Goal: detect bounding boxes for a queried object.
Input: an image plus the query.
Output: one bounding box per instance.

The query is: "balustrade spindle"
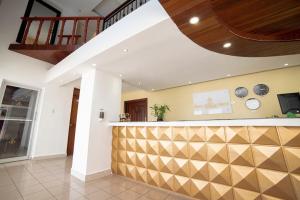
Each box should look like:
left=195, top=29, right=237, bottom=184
left=45, top=20, right=55, bottom=45
left=71, top=19, right=78, bottom=44
left=58, top=19, right=66, bottom=45
left=84, top=19, right=89, bottom=42
left=96, top=18, right=100, bottom=35
left=34, top=19, right=44, bottom=45
left=22, top=19, right=32, bottom=44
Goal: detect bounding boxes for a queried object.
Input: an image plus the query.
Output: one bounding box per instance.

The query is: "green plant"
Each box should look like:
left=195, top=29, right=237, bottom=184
left=287, top=112, right=297, bottom=118
left=150, top=104, right=170, bottom=121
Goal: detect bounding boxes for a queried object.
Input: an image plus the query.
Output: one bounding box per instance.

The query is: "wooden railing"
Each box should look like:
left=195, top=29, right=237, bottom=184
left=20, top=16, right=103, bottom=46
left=103, top=0, right=150, bottom=30
left=19, top=0, right=151, bottom=46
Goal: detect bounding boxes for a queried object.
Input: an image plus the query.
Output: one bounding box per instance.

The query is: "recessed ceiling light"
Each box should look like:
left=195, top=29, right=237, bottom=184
left=226, top=74, right=231, bottom=77
left=284, top=63, right=289, bottom=66
left=92, top=63, right=97, bottom=66
left=119, top=74, right=123, bottom=77
left=188, top=81, right=192, bottom=84
left=223, top=42, right=232, bottom=48
left=151, top=89, right=155, bottom=91
left=189, top=16, right=200, bottom=25
left=123, top=49, right=128, bottom=52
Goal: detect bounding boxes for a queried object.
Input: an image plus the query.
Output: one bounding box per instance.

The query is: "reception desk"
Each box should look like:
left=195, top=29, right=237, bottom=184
left=109, top=119, right=300, bottom=200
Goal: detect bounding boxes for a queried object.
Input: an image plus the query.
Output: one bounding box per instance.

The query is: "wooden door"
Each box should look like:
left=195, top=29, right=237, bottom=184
left=124, top=98, right=148, bottom=122
left=67, top=88, right=80, bottom=156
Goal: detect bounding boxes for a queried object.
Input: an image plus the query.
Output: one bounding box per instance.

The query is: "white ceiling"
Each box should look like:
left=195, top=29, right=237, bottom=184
left=93, top=0, right=127, bottom=16
left=47, top=0, right=125, bottom=16
left=87, top=18, right=300, bottom=91
left=46, top=0, right=101, bottom=15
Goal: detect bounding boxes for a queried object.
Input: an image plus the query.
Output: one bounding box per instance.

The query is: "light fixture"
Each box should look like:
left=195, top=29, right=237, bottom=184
left=189, top=16, right=200, bottom=25
left=223, top=42, right=232, bottom=48
left=188, top=81, right=192, bottom=84
left=284, top=63, right=289, bottom=66
left=119, top=74, right=123, bottom=77
left=92, top=63, right=97, bottom=67
left=151, top=89, right=155, bottom=91
left=123, top=49, right=128, bottom=52
left=226, top=74, right=231, bottom=77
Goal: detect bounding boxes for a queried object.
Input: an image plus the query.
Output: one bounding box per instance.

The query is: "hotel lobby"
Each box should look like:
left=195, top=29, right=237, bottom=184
left=0, top=0, right=300, bottom=199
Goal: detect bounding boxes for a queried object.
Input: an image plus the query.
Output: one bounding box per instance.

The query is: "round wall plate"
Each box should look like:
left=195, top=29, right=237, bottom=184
left=254, top=84, right=269, bottom=96
left=235, top=87, right=248, bottom=98
left=245, top=98, right=261, bottom=110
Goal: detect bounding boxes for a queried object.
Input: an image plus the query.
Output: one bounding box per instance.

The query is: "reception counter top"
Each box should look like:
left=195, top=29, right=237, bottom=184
left=109, top=118, right=300, bottom=127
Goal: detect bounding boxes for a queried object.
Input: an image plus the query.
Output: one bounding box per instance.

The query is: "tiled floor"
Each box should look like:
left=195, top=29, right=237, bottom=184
left=0, top=157, right=195, bottom=200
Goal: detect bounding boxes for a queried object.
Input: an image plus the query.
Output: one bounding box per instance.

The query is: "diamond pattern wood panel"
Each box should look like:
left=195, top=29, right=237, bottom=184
left=112, top=126, right=300, bottom=200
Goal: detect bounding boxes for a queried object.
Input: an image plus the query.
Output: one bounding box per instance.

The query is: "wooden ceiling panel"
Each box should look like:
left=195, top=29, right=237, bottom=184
left=159, top=0, right=300, bottom=57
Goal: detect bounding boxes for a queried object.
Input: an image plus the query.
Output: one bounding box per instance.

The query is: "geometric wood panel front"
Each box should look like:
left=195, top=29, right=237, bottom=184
left=226, top=126, right=250, bottom=144
left=248, top=127, right=280, bottom=145
left=111, top=126, right=300, bottom=200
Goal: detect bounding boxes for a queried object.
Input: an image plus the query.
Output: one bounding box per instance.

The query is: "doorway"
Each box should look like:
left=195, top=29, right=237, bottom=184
left=124, top=98, right=148, bottom=122
left=17, top=0, right=61, bottom=44
left=0, top=81, right=39, bottom=163
left=67, top=88, right=80, bottom=156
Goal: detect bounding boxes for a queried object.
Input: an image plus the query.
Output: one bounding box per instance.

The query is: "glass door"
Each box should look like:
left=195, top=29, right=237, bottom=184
left=0, top=81, right=39, bottom=163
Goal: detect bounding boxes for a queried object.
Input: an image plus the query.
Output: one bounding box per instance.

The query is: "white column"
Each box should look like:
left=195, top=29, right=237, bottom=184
left=71, top=69, right=122, bottom=181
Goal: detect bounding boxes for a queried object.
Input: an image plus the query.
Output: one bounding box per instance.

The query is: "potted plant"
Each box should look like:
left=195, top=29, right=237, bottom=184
left=150, top=104, right=170, bottom=121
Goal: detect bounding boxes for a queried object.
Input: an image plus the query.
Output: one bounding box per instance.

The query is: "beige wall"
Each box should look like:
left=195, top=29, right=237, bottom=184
left=121, top=66, right=300, bottom=121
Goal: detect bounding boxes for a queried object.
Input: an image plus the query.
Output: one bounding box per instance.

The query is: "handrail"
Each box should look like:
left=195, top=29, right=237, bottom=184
left=21, top=16, right=104, bottom=20
left=103, top=0, right=150, bottom=29
left=20, top=16, right=104, bottom=46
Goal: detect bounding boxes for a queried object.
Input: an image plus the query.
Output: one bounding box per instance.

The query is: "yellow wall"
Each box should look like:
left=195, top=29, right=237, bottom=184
left=122, top=66, right=300, bottom=121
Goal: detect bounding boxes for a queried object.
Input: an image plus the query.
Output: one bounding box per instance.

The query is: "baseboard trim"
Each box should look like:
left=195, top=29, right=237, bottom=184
left=31, top=153, right=67, bottom=160
left=71, top=168, right=112, bottom=182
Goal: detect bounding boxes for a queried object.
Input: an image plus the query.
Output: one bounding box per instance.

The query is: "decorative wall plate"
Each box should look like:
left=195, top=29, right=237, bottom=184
left=235, top=87, right=248, bottom=98
left=254, top=84, right=269, bottom=96
left=245, top=98, right=261, bottom=110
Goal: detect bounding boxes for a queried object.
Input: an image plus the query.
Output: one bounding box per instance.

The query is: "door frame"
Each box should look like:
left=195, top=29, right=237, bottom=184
left=0, top=80, right=41, bottom=163
left=16, top=0, right=61, bottom=44
left=66, top=88, right=80, bottom=156
left=124, top=98, right=148, bottom=121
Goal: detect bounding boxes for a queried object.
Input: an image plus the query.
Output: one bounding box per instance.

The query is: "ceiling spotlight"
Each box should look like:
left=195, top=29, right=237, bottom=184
left=123, top=49, right=128, bottom=52
left=189, top=16, right=200, bottom=25
left=119, top=74, right=123, bottom=77
left=226, top=74, right=231, bottom=77
left=223, top=42, right=232, bottom=48
left=92, top=63, right=97, bottom=66
left=188, top=81, right=192, bottom=84
left=284, top=63, right=289, bottom=66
